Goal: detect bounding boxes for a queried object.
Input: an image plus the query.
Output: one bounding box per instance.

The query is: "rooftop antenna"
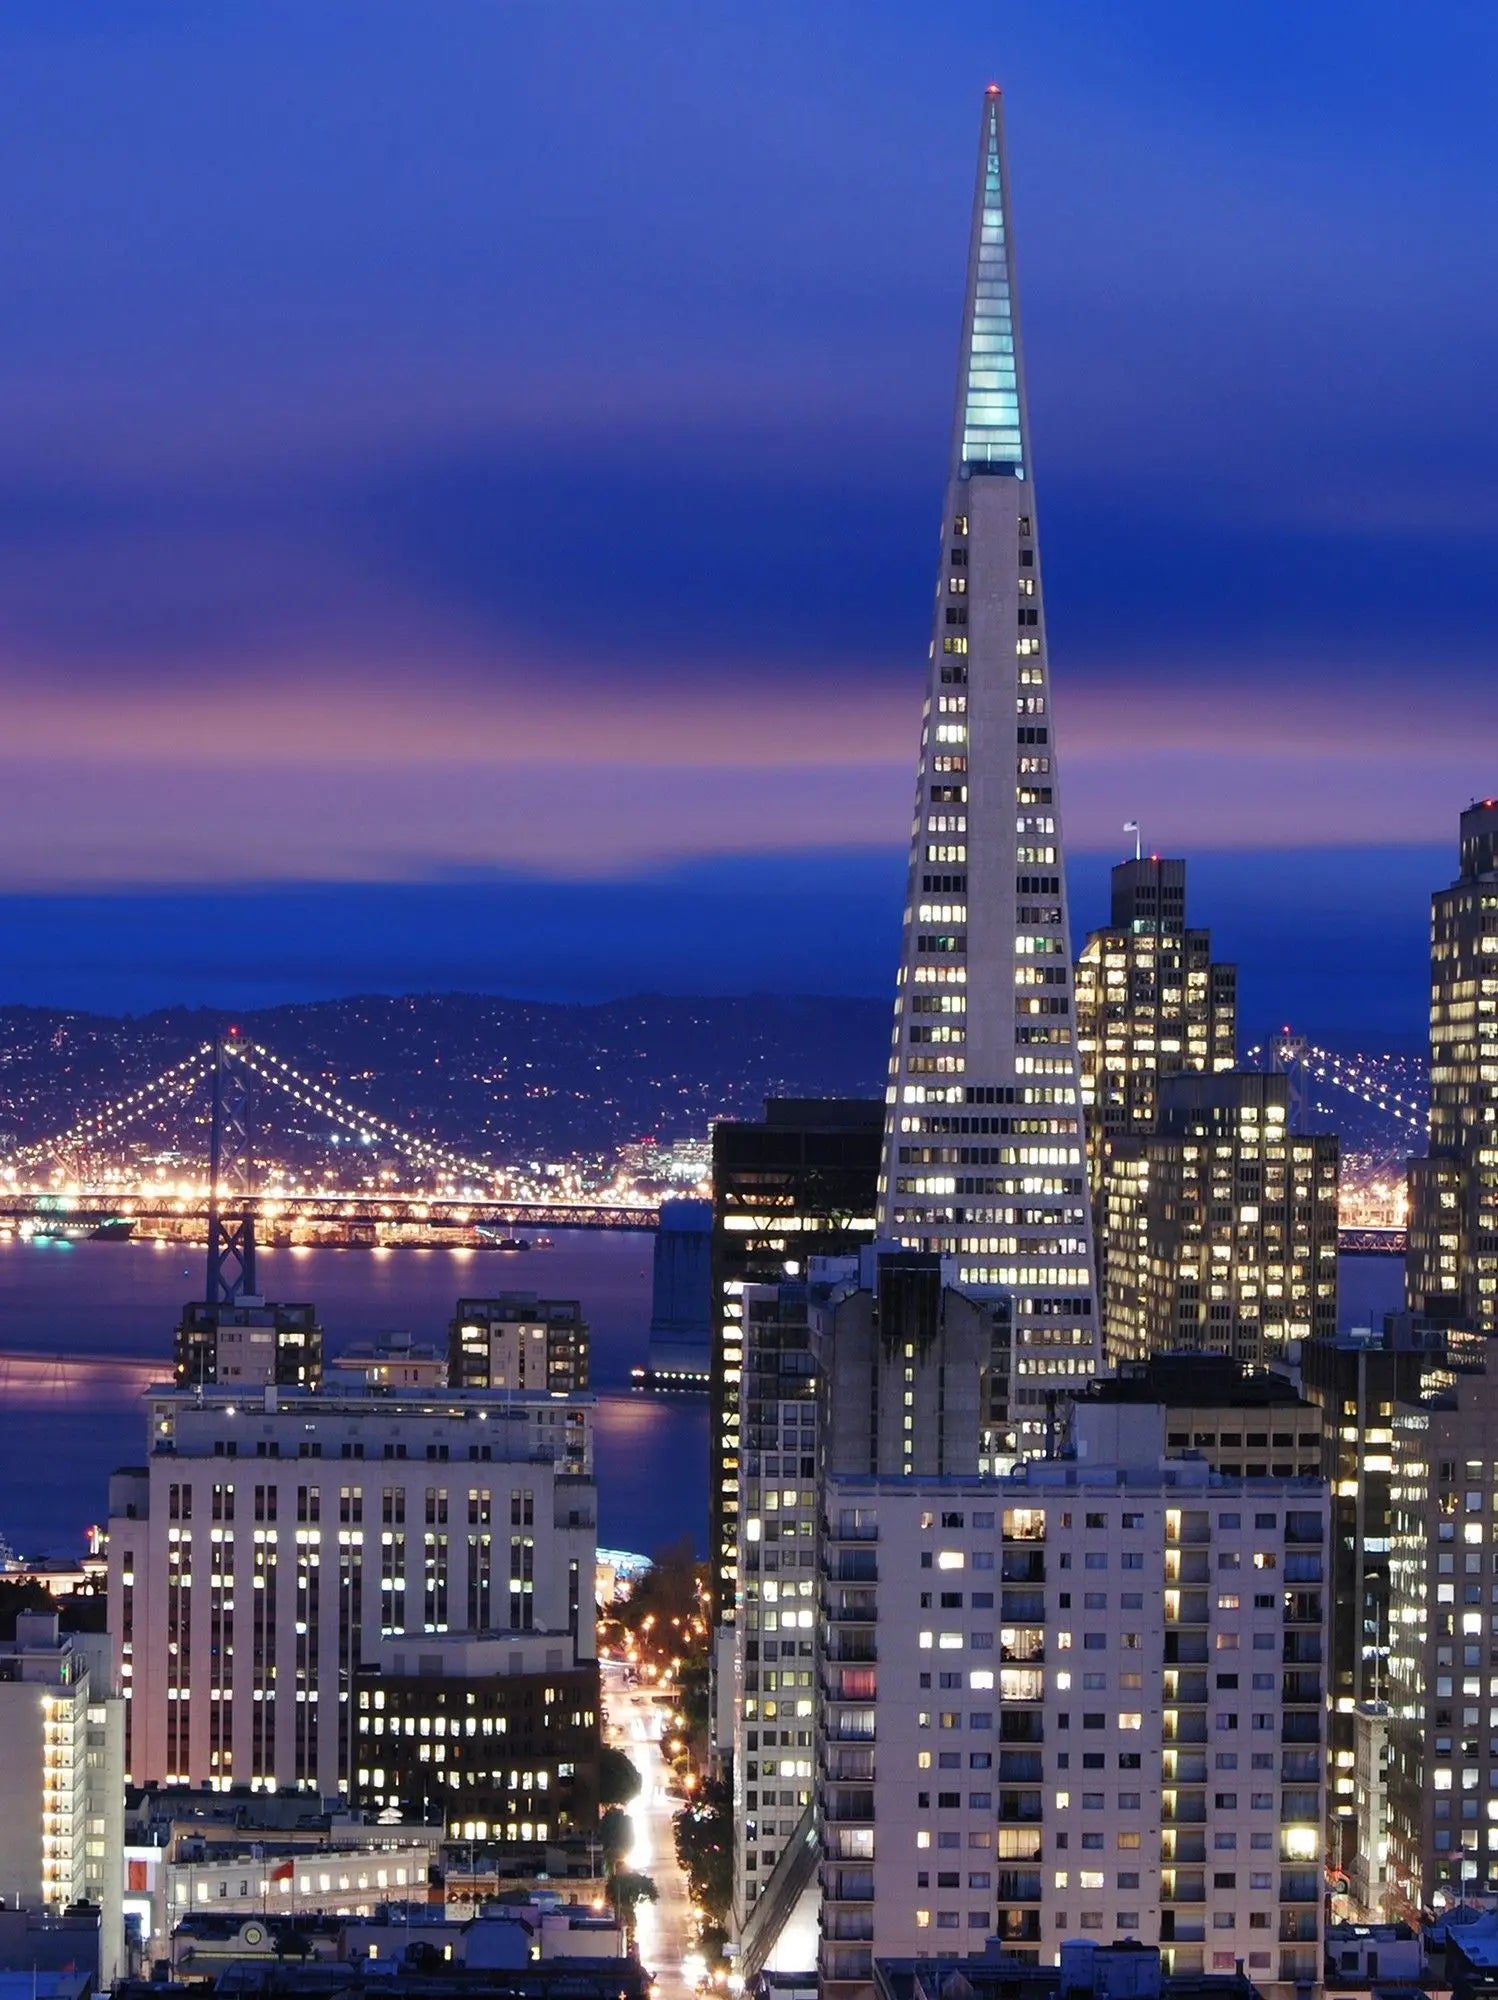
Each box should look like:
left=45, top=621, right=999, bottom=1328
left=1123, top=819, right=1142, bottom=862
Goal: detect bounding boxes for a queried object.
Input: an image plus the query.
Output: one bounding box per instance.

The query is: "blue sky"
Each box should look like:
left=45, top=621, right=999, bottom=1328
left=0, top=2, right=1493, bottom=1042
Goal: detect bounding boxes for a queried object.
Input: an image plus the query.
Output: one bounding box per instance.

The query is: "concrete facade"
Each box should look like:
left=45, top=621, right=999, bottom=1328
left=107, top=1385, right=595, bottom=1797
left=817, top=1406, right=1327, bottom=2000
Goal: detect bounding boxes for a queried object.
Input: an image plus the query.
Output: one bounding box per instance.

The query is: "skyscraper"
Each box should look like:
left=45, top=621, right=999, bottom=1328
left=1101, top=1071, right=1338, bottom=1369
left=709, top=1099, right=882, bottom=1629
left=876, top=88, right=1097, bottom=1443
left=1074, top=856, right=1237, bottom=1205
left=1406, top=798, right=1498, bottom=1337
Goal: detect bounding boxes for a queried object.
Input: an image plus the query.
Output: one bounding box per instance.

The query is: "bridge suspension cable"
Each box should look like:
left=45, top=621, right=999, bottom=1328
left=235, top=1041, right=504, bottom=1186
left=6, top=1037, right=505, bottom=1186
left=1243, top=1039, right=1427, bottom=1136
left=1301, top=1044, right=1427, bottom=1133
left=9, top=1045, right=215, bottom=1169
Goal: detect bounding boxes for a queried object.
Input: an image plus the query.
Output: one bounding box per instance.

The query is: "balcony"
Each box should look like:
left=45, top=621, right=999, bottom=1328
left=822, top=1867, right=874, bottom=1903
left=1160, top=1833, right=1206, bottom=1865
left=1280, top=1870, right=1320, bottom=1904
left=823, top=1913, right=875, bottom=1942
left=1281, top=1751, right=1320, bottom=1783
left=823, top=1789, right=876, bottom=1824
left=1279, top=1911, right=1318, bottom=1943
left=998, top=1790, right=1043, bottom=1824
left=1164, top=1631, right=1209, bottom=1666
left=1165, top=1591, right=1209, bottom=1628
left=824, top=1637, right=878, bottom=1665
left=1163, top=1714, right=1207, bottom=1745
left=824, top=1717, right=876, bottom=1744
left=823, top=1668, right=877, bottom=1703
left=1001, top=1589, right=1045, bottom=1622
left=995, top=1870, right=1043, bottom=1903
left=827, top=1552, right=878, bottom=1584
left=992, top=1911, right=1042, bottom=1945
left=821, top=1946, right=873, bottom=1986
left=829, top=1521, right=879, bottom=1543
left=999, top=1713, right=1044, bottom=1744
left=822, top=1746, right=875, bottom=1784
left=1282, top=1672, right=1322, bottom=1706
left=1162, top=1794, right=1206, bottom=1825
left=1165, top=1753, right=1207, bottom=1783
left=1164, top=1671, right=1208, bottom=1703
left=998, top=1751, right=1043, bottom=1783
left=1001, top=1630, right=1045, bottom=1664
left=1001, top=1551, right=1045, bottom=1584
left=1281, top=1714, right=1320, bottom=1745
left=1167, top=1551, right=1211, bottom=1585
left=1282, top=1634, right=1322, bottom=1664
left=827, top=1590, right=878, bottom=1622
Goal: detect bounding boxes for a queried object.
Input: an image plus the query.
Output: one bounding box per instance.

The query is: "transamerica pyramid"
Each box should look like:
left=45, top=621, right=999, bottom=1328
left=876, top=86, right=1099, bottom=1447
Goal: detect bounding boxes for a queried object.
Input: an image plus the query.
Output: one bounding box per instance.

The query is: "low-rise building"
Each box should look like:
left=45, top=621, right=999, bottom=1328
left=449, top=1298, right=589, bottom=1395
left=353, top=1631, right=601, bottom=1838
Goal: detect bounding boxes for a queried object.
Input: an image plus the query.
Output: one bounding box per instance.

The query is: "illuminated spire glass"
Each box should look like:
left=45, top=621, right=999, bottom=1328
left=960, top=95, right=1024, bottom=475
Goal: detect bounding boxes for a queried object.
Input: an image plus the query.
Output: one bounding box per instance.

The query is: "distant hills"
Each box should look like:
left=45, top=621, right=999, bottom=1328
left=0, top=993, right=892, bottom=1165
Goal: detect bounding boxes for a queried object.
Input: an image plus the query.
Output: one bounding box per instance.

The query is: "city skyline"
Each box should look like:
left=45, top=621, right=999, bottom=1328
left=1, top=5, right=1495, bottom=1030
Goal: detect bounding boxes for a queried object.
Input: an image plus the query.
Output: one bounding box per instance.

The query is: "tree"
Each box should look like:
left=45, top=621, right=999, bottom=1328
left=598, top=1745, right=641, bottom=1807
left=599, top=1805, right=633, bottom=1870
left=0, top=1578, right=53, bottom=1640
left=609, top=1870, right=658, bottom=1932
left=674, top=1774, right=733, bottom=1928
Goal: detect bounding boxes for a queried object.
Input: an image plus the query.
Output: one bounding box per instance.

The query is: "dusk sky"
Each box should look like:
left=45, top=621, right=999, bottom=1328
left=4, top=2, right=1496, bottom=1042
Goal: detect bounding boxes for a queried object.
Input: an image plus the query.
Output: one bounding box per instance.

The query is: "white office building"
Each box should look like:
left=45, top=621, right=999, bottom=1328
left=0, top=1612, right=126, bottom=1981
left=107, top=1383, right=596, bottom=1797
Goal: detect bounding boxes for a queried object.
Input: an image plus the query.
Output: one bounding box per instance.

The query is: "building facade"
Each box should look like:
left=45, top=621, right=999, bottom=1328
left=108, top=1385, right=596, bottom=1798
left=875, top=87, right=1097, bottom=1444
left=732, top=1250, right=1001, bottom=1954
left=1407, top=798, right=1498, bottom=1337
left=1102, top=1072, right=1338, bottom=1370
left=353, top=1631, right=600, bottom=1840
left=0, top=1612, right=125, bottom=1980
left=817, top=1405, right=1327, bottom=2000
left=1299, top=1316, right=1443, bottom=1899
left=449, top=1296, right=590, bottom=1395
left=1385, top=1340, right=1498, bottom=1918
left=175, top=1297, right=323, bottom=1389
left=1075, top=857, right=1237, bottom=1207
left=709, top=1099, right=882, bottom=1629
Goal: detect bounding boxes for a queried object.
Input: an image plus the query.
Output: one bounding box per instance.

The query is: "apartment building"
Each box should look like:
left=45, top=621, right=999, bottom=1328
left=448, top=1296, right=590, bottom=1395
left=817, top=1402, right=1327, bottom=2000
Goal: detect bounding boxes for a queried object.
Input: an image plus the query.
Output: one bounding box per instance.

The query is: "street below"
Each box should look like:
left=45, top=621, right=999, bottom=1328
left=602, top=1664, right=701, bottom=1999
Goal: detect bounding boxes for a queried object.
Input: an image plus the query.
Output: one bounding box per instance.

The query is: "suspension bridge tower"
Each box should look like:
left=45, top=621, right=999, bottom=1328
left=206, top=1028, right=258, bottom=1304
left=1269, top=1027, right=1311, bottom=1135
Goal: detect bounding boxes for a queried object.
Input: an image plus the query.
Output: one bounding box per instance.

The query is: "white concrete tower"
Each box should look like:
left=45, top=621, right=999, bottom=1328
left=877, top=87, right=1098, bottom=1444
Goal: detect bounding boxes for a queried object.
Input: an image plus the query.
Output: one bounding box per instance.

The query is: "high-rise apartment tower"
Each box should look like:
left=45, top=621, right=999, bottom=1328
left=877, top=88, right=1097, bottom=1441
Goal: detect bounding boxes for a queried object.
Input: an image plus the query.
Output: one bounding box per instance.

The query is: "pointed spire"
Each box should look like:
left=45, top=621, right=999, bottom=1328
left=956, top=89, right=1025, bottom=478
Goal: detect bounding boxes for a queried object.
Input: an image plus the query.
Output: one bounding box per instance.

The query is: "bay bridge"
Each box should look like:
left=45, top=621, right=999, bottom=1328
left=0, top=1034, right=661, bottom=1248
left=0, top=1030, right=1425, bottom=1253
